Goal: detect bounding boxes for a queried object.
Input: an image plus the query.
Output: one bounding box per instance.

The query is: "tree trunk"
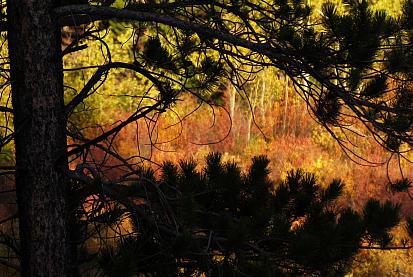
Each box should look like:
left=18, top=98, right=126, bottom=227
left=229, top=84, right=236, bottom=140
left=246, top=81, right=259, bottom=144
left=283, top=75, right=289, bottom=136
left=7, top=0, right=70, bottom=276
left=260, top=80, right=265, bottom=124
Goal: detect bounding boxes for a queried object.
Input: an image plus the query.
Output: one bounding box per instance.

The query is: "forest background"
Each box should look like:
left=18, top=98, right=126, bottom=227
left=61, top=0, right=413, bottom=275
left=0, top=0, right=412, bottom=275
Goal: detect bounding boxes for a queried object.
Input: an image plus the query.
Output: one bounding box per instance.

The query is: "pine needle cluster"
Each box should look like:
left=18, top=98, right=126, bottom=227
left=70, top=153, right=404, bottom=276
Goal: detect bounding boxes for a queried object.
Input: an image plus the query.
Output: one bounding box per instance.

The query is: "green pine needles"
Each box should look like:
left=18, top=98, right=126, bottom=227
left=71, top=153, right=405, bottom=276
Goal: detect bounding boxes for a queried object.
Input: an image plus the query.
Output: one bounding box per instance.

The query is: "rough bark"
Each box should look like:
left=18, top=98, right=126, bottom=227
left=7, top=0, right=70, bottom=276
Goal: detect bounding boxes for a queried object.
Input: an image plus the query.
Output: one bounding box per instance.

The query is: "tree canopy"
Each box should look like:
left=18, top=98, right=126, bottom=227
left=53, top=0, right=413, bottom=163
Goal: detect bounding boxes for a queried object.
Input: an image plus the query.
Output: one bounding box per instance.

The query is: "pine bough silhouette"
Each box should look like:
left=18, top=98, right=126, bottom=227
left=72, top=153, right=405, bottom=276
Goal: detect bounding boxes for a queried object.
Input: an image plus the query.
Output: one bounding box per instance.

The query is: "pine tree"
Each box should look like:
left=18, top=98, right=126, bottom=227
left=1, top=0, right=413, bottom=275
left=68, top=153, right=402, bottom=276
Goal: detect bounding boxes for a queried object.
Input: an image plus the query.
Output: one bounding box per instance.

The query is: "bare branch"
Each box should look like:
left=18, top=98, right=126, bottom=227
left=54, top=5, right=289, bottom=62
left=65, top=61, right=171, bottom=116
left=0, top=106, right=12, bottom=113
